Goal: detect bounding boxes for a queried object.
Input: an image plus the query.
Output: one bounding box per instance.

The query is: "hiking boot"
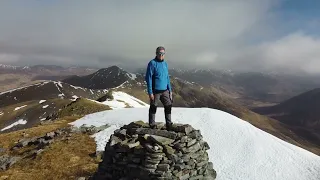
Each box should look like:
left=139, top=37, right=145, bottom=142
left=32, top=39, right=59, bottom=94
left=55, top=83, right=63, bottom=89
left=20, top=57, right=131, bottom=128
left=166, top=122, right=173, bottom=131
left=149, top=124, right=156, bottom=129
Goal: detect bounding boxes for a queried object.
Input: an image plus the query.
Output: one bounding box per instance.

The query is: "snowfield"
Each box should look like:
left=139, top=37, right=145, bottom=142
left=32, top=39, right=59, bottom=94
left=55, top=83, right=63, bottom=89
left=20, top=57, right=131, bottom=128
left=70, top=107, right=320, bottom=180
left=1, top=119, right=27, bottom=131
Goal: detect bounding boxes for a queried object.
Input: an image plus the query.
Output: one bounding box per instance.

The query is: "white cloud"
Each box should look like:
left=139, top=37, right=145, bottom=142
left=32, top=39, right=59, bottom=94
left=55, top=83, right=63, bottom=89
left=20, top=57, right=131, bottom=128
left=246, top=32, right=320, bottom=73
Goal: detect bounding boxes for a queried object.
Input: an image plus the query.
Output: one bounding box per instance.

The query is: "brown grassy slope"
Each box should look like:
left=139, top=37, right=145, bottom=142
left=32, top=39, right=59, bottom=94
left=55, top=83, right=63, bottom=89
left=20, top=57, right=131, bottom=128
left=0, top=117, right=98, bottom=180
left=56, top=98, right=111, bottom=118
left=0, top=74, right=44, bottom=93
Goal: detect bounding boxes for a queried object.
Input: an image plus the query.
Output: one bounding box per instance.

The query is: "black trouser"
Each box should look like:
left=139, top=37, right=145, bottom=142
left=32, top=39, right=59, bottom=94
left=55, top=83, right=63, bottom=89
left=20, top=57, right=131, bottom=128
left=149, top=90, right=172, bottom=126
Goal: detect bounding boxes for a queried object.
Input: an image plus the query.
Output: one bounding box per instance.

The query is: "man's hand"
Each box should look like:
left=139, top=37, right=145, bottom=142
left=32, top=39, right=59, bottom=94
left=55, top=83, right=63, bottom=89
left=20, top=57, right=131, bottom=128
left=149, top=94, right=154, bottom=101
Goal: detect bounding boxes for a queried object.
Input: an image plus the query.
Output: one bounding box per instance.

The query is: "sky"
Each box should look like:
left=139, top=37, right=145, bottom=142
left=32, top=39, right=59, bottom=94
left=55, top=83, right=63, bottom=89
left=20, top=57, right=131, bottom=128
left=0, top=0, right=319, bottom=74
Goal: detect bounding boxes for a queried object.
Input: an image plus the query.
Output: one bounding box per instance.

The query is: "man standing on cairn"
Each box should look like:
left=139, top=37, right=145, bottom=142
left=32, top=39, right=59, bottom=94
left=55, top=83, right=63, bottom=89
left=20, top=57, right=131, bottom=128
left=145, top=46, right=173, bottom=130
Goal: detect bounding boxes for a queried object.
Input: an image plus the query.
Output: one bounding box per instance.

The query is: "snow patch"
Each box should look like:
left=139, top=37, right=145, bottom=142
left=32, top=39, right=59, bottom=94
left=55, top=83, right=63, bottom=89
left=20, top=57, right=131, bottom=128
left=1, top=119, right=27, bottom=131
left=127, top=73, right=137, bottom=80
left=54, top=82, right=62, bottom=93
left=70, top=84, right=85, bottom=90
left=101, top=91, right=148, bottom=109
left=14, top=105, right=27, bottom=111
left=112, top=81, right=128, bottom=89
left=39, top=100, right=46, bottom=104
left=14, top=97, right=17, bottom=100
left=40, top=118, right=46, bottom=121
left=70, top=108, right=320, bottom=180
left=56, top=81, right=63, bottom=88
left=71, top=95, right=79, bottom=101
left=0, top=112, right=3, bottom=116
left=42, top=105, right=49, bottom=109
left=58, top=94, right=65, bottom=97
left=90, top=89, right=94, bottom=94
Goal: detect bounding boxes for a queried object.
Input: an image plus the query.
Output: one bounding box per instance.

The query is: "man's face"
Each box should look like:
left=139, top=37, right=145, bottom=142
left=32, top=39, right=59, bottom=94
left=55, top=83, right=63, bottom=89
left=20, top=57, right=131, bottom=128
left=156, top=50, right=165, bottom=60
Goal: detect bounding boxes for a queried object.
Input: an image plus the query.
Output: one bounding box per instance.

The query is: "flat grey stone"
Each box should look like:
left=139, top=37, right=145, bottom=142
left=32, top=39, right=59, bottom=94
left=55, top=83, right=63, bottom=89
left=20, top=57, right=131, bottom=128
left=187, top=139, right=198, bottom=147
left=163, top=145, right=175, bottom=155
left=148, top=135, right=175, bottom=146
left=179, top=172, right=190, bottom=180
left=174, top=143, right=186, bottom=150
left=197, top=161, right=208, bottom=168
left=127, top=141, right=140, bottom=149
left=180, top=136, right=188, bottom=143
left=182, top=143, right=201, bottom=153
left=160, top=159, right=172, bottom=165
left=172, top=124, right=194, bottom=135
left=109, top=135, right=122, bottom=146
left=157, top=164, right=170, bottom=172
left=189, top=175, right=204, bottom=180
left=190, top=169, right=198, bottom=177
left=173, top=170, right=183, bottom=177
left=131, top=128, right=178, bottom=139
left=144, top=158, right=160, bottom=165
left=143, top=163, right=158, bottom=169
left=174, top=164, right=185, bottom=171
left=188, top=130, right=202, bottom=139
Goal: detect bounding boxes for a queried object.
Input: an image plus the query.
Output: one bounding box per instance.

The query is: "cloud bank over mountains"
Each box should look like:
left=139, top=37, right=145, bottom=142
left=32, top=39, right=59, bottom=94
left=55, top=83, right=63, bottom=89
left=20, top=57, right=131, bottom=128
left=0, top=1, right=319, bottom=74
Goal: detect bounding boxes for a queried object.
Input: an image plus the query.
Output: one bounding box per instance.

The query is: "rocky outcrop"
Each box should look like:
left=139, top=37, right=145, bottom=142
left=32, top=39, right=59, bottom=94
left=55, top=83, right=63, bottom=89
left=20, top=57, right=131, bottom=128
left=92, top=121, right=217, bottom=180
left=0, top=155, right=20, bottom=171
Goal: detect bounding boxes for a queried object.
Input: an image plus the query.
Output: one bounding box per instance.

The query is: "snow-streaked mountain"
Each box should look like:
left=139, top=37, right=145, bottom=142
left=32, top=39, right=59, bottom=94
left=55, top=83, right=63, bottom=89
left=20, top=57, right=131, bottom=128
left=62, top=66, right=143, bottom=89
left=0, top=81, right=109, bottom=108
left=70, top=107, right=320, bottom=180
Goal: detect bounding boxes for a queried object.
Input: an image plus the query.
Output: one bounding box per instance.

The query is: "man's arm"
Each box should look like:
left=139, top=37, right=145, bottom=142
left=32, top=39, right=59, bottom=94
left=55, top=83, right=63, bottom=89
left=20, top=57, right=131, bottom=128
left=166, top=63, right=172, bottom=92
left=145, top=61, right=154, bottom=95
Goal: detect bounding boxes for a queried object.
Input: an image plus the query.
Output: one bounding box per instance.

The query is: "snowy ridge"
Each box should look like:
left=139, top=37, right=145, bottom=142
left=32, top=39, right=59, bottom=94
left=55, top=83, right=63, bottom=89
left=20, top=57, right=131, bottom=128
left=1, top=119, right=27, bottom=131
left=70, top=108, right=320, bottom=180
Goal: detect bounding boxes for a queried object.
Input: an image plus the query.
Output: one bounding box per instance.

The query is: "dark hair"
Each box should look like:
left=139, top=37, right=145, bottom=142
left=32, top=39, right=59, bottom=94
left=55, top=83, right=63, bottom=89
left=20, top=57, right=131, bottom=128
left=156, top=46, right=165, bottom=52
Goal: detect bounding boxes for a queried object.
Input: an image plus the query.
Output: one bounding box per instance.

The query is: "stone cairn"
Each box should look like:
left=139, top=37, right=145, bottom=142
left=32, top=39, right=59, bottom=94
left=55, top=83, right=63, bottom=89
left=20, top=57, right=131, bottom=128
left=92, top=121, right=217, bottom=180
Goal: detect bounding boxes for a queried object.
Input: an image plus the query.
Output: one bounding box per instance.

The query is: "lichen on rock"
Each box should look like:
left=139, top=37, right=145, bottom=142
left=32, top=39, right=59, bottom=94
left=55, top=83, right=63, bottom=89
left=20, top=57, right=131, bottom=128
left=92, top=121, right=217, bottom=180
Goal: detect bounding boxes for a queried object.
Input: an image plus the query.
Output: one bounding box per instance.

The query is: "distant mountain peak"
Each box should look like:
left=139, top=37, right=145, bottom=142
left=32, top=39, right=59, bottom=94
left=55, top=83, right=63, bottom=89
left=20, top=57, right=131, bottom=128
left=0, top=64, right=20, bottom=69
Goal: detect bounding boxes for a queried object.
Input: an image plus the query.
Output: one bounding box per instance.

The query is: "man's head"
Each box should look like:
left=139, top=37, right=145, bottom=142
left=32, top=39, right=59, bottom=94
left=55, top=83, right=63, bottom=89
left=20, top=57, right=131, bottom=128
left=156, top=46, right=165, bottom=60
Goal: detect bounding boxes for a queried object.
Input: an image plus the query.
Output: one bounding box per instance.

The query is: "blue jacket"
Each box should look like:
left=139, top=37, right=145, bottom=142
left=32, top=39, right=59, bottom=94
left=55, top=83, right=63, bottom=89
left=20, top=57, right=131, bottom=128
left=145, top=58, right=172, bottom=95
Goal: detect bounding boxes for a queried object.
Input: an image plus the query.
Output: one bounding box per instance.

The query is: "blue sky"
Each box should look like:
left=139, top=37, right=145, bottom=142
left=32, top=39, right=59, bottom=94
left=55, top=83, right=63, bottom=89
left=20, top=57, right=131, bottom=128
left=0, top=0, right=319, bottom=74
left=275, top=0, right=320, bottom=36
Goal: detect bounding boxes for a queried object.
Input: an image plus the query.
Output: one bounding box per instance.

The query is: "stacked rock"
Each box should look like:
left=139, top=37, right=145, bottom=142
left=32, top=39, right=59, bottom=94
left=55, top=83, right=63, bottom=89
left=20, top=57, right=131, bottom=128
left=92, top=121, right=217, bottom=180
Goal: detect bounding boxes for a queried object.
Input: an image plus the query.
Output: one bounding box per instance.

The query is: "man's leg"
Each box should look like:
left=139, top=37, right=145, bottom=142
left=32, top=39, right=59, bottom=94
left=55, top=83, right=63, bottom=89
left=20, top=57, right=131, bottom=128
left=160, top=90, right=173, bottom=130
left=149, top=93, right=160, bottom=128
